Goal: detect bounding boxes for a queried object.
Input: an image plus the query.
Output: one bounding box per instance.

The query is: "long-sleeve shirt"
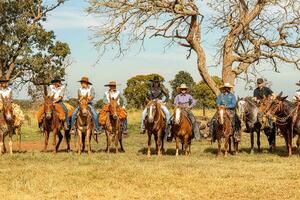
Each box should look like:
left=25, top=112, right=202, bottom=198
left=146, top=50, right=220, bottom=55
left=48, top=85, right=65, bottom=100
left=0, top=86, right=12, bottom=99
left=253, top=87, right=273, bottom=100
left=78, top=86, right=95, bottom=102
left=103, top=90, right=127, bottom=107
left=216, top=92, right=237, bottom=109
left=174, top=93, right=197, bottom=108
left=147, top=86, right=169, bottom=103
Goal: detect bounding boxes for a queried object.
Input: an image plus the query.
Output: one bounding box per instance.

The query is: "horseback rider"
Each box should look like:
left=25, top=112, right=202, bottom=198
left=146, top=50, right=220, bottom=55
left=210, top=83, right=241, bottom=142
left=0, top=76, right=12, bottom=100
left=294, top=80, right=300, bottom=101
left=99, top=81, right=128, bottom=134
left=70, top=76, right=101, bottom=132
left=253, top=78, right=273, bottom=103
left=140, top=76, right=171, bottom=134
left=170, top=83, right=201, bottom=140
left=37, top=77, right=71, bottom=131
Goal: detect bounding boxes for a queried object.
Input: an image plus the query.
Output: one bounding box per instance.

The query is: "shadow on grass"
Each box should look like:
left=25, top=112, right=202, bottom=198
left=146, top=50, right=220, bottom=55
left=138, top=147, right=177, bottom=156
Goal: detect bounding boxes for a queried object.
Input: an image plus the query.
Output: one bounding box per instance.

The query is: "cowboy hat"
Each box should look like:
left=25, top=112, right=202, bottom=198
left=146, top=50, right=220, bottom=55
left=78, top=76, right=92, bottom=85
left=149, top=76, right=161, bottom=82
left=296, top=80, right=300, bottom=86
left=219, top=82, right=234, bottom=89
left=0, top=76, right=9, bottom=83
left=177, top=83, right=189, bottom=92
left=104, top=81, right=117, bottom=87
left=51, top=76, right=64, bottom=84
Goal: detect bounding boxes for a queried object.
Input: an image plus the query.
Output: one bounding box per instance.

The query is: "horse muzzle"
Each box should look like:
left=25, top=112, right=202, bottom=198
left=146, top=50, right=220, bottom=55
left=5, top=114, right=12, bottom=121
left=46, top=112, right=52, bottom=119
left=113, top=114, right=118, bottom=120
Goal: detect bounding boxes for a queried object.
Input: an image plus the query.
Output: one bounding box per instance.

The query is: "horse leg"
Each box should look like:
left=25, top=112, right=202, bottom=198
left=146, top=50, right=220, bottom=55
left=175, top=136, right=179, bottom=156
left=287, top=130, right=292, bottom=157
left=106, top=131, right=111, bottom=154
left=52, top=129, right=57, bottom=153
left=114, top=130, right=119, bottom=154
left=86, top=128, right=92, bottom=155
left=250, top=131, right=254, bottom=154
left=9, top=134, right=13, bottom=154
left=235, top=140, right=239, bottom=154
left=119, top=135, right=125, bottom=152
left=15, top=128, right=21, bottom=152
left=77, top=129, right=82, bottom=155
left=64, top=130, right=71, bottom=152
left=147, top=133, right=152, bottom=157
left=155, top=133, right=161, bottom=156
left=257, top=130, right=261, bottom=153
left=217, top=139, right=222, bottom=157
left=0, top=133, right=3, bottom=155
left=43, top=130, right=49, bottom=152
left=228, top=137, right=232, bottom=154
left=224, top=137, right=229, bottom=157
left=55, top=130, right=63, bottom=153
left=184, top=136, right=189, bottom=156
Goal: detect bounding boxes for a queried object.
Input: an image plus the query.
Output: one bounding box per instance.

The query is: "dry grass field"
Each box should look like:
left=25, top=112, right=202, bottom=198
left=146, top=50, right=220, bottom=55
left=0, top=109, right=300, bottom=200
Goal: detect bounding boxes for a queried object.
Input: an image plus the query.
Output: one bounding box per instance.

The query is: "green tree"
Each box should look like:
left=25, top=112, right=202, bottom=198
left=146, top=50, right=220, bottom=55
left=192, top=76, right=222, bottom=116
left=169, top=71, right=195, bottom=100
left=0, top=0, right=69, bottom=97
left=124, top=74, right=167, bottom=109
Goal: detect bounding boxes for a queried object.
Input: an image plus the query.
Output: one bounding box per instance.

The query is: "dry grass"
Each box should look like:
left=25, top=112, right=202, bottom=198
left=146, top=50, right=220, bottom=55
left=0, top=110, right=300, bottom=200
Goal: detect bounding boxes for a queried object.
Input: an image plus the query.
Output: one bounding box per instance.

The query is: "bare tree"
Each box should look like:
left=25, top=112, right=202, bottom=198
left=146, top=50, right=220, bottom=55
left=87, top=0, right=300, bottom=94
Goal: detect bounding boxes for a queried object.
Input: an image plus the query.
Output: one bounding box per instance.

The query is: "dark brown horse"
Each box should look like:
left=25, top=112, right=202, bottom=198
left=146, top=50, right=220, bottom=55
left=263, top=93, right=300, bottom=157
left=76, top=95, right=94, bottom=155
left=215, top=106, right=238, bottom=156
left=41, top=96, right=71, bottom=153
left=171, top=106, right=193, bottom=156
left=104, top=95, right=125, bottom=153
left=144, top=100, right=166, bottom=157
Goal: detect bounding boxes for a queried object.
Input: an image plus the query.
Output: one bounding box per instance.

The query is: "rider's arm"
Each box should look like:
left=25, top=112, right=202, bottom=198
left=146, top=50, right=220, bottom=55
left=227, top=94, right=237, bottom=109
left=189, top=95, right=197, bottom=108
left=162, top=86, right=169, bottom=103
left=53, top=86, right=65, bottom=103
left=88, top=87, right=95, bottom=102
left=174, top=95, right=179, bottom=106
left=120, top=93, right=127, bottom=108
left=103, top=93, right=109, bottom=104
left=216, top=95, right=222, bottom=107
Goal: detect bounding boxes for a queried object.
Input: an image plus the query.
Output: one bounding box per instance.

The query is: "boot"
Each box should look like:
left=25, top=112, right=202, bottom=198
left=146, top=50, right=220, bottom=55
left=140, top=126, right=146, bottom=134
left=38, top=122, right=44, bottom=132
left=64, top=121, right=69, bottom=130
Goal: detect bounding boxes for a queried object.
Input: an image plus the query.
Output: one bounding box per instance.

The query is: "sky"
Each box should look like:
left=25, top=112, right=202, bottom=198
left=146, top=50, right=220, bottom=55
left=28, top=0, right=300, bottom=100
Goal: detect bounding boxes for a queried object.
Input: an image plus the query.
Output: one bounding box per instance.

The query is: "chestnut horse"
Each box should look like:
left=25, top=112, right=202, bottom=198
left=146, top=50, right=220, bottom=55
left=215, top=106, right=238, bottom=156
left=171, top=106, right=193, bottom=156
left=41, top=96, right=71, bottom=153
left=76, top=95, right=94, bottom=155
left=104, top=95, right=125, bottom=153
left=263, top=93, right=300, bottom=157
left=144, top=100, right=166, bottom=157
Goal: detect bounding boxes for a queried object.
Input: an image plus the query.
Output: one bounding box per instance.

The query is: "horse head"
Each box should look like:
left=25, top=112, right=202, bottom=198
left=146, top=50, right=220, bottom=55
left=79, top=94, right=89, bottom=116
left=109, top=95, right=119, bottom=120
left=1, top=95, right=13, bottom=122
left=173, top=106, right=182, bottom=125
left=147, top=100, right=158, bottom=123
left=237, top=98, right=246, bottom=120
left=267, top=92, right=288, bottom=116
left=217, top=105, right=226, bottom=125
left=44, top=95, right=54, bottom=119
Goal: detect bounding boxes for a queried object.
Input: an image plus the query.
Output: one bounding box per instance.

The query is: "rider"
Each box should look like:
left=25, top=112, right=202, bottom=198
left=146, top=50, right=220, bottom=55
left=99, top=81, right=128, bottom=134
left=294, top=80, right=300, bottom=101
left=170, top=83, right=201, bottom=140
left=0, top=76, right=12, bottom=100
left=210, top=83, right=241, bottom=142
left=140, top=76, right=171, bottom=135
left=253, top=78, right=273, bottom=103
left=70, top=76, right=101, bottom=132
left=37, top=77, right=70, bottom=131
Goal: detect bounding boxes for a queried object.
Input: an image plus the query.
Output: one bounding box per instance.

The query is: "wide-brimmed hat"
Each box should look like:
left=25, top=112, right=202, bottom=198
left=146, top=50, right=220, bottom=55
left=78, top=76, right=92, bottom=85
left=296, top=80, right=300, bottom=86
left=149, top=76, right=161, bottom=82
left=51, top=76, right=64, bottom=84
left=104, top=81, right=117, bottom=87
left=0, top=76, right=9, bottom=83
left=257, top=78, right=264, bottom=85
left=220, top=82, right=234, bottom=89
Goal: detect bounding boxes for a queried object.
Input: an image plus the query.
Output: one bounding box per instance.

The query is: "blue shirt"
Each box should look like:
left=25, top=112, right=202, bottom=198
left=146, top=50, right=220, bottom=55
left=216, top=92, right=237, bottom=109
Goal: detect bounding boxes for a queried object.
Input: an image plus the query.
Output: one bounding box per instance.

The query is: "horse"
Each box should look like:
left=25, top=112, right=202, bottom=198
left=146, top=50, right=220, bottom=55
left=144, top=100, right=166, bottom=157
left=237, top=97, right=276, bottom=153
left=263, top=93, right=300, bottom=157
left=170, top=106, right=193, bottom=156
left=75, top=95, right=94, bottom=155
left=41, top=96, right=71, bottom=153
left=104, top=95, right=125, bottom=153
left=215, top=106, right=238, bottom=156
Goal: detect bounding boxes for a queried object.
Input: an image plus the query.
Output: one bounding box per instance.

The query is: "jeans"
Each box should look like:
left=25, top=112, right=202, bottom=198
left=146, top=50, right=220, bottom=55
left=186, top=110, right=201, bottom=140
left=141, top=105, right=171, bottom=128
left=58, top=102, right=69, bottom=127
left=70, top=104, right=100, bottom=131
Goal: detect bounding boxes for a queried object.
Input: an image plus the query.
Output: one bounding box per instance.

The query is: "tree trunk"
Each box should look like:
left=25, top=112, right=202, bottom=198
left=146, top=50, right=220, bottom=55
left=202, top=105, right=206, bottom=116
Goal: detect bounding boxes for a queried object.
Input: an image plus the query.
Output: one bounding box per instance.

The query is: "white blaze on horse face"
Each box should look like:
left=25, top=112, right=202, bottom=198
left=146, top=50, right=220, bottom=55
left=175, top=108, right=181, bottom=124
left=219, top=109, right=224, bottom=124
left=149, top=105, right=154, bottom=122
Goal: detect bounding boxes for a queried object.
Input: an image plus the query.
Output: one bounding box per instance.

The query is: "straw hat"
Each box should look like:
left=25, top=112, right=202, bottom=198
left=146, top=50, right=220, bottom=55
left=177, top=83, right=189, bottom=92
left=104, top=81, right=117, bottom=87
left=219, top=82, right=234, bottom=89
left=78, top=76, right=92, bottom=85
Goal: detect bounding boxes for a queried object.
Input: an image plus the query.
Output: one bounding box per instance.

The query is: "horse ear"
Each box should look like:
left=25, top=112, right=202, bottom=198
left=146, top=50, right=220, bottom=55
left=277, top=92, right=283, bottom=98
left=282, top=96, right=288, bottom=101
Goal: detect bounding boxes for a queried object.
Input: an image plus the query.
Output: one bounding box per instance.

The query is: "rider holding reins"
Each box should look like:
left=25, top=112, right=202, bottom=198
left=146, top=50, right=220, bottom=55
left=253, top=78, right=274, bottom=103
left=140, top=76, right=171, bottom=135
left=171, top=83, right=201, bottom=140
left=70, top=76, right=101, bottom=133
left=210, top=83, right=241, bottom=142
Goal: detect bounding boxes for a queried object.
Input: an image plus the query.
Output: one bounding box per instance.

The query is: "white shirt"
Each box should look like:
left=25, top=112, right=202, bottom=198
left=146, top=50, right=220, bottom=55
left=294, top=91, right=300, bottom=100
left=78, top=86, right=95, bottom=97
left=48, top=85, right=65, bottom=100
left=105, top=90, right=121, bottom=105
left=0, top=86, right=12, bottom=98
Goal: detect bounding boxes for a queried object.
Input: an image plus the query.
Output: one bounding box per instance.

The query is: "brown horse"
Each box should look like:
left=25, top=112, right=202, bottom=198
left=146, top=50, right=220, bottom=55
left=171, top=106, right=193, bottom=156
left=76, top=95, right=94, bottom=155
left=215, top=106, right=237, bottom=156
left=144, top=100, right=166, bottom=157
left=104, top=96, right=125, bottom=153
left=41, top=96, right=71, bottom=153
left=263, top=93, right=300, bottom=157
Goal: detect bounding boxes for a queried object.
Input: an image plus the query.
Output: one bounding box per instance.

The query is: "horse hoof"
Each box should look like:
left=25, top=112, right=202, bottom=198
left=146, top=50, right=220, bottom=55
left=250, top=150, right=254, bottom=154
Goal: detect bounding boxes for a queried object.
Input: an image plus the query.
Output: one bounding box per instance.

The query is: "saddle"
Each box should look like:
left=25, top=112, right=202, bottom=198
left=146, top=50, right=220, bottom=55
left=180, top=109, right=193, bottom=127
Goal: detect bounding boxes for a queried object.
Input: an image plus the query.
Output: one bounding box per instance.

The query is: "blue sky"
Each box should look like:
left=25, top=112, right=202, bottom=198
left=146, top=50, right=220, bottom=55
left=36, top=0, right=300, bottom=99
